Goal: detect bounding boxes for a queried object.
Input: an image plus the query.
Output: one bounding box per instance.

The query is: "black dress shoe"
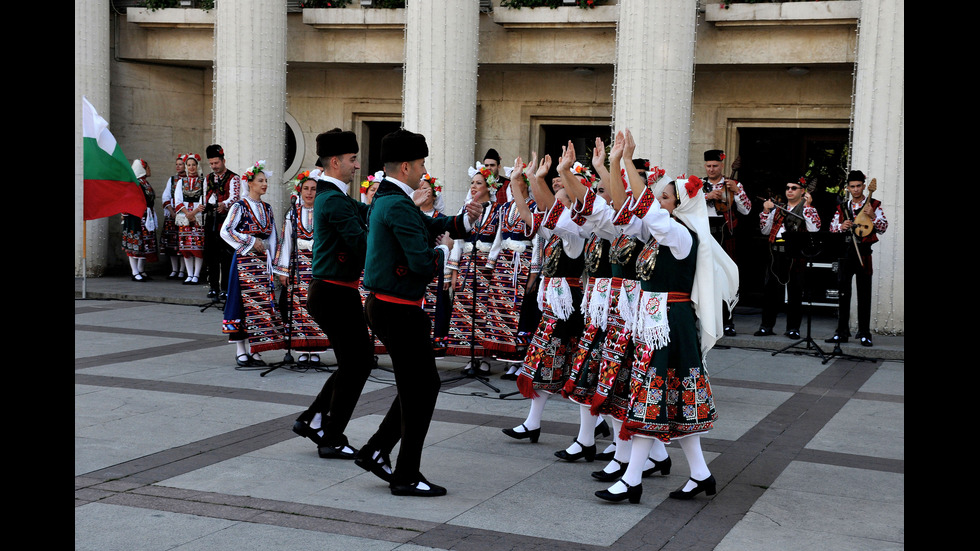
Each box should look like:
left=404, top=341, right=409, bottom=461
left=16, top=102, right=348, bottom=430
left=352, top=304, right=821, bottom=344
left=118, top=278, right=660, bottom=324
left=207, top=289, right=218, bottom=299
left=860, top=335, right=873, bottom=347
left=219, top=292, right=228, bottom=301
left=389, top=475, right=447, bottom=497
left=594, top=419, right=611, bottom=438
left=595, top=480, right=642, bottom=504
left=642, top=455, right=671, bottom=477
left=785, top=329, right=801, bottom=340
left=669, top=475, right=717, bottom=500
left=824, top=333, right=848, bottom=344
left=724, top=326, right=736, bottom=337
left=591, top=459, right=628, bottom=482
left=355, top=448, right=394, bottom=483
left=292, top=420, right=327, bottom=446
left=318, top=443, right=358, bottom=460
left=753, top=326, right=774, bottom=337
left=554, top=439, right=596, bottom=462
left=247, top=354, right=266, bottom=367
left=502, top=424, right=540, bottom=443
left=236, top=354, right=251, bottom=368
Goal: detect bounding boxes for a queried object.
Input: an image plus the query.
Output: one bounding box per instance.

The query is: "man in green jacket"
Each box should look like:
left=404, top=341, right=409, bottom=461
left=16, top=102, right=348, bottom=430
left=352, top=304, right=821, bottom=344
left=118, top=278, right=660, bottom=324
left=356, top=129, right=482, bottom=497
left=291, top=128, right=374, bottom=461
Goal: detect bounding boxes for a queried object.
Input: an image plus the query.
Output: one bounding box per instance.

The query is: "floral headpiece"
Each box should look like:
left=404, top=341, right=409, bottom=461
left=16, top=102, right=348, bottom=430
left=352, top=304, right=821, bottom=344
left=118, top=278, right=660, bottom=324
left=571, top=162, right=596, bottom=187
left=421, top=173, right=442, bottom=196
left=468, top=162, right=500, bottom=189
left=288, top=169, right=316, bottom=195
left=720, top=152, right=726, bottom=161
left=639, top=165, right=667, bottom=188
left=361, top=170, right=385, bottom=194
left=243, top=160, right=267, bottom=182
left=675, top=174, right=702, bottom=200
left=798, top=176, right=807, bottom=186
left=185, top=153, right=201, bottom=163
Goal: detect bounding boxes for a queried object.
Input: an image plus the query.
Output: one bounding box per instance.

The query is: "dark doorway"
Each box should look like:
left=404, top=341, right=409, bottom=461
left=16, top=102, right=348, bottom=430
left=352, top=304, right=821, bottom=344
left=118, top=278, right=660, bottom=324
left=541, top=124, right=612, bottom=185
left=364, top=120, right=403, bottom=178
left=728, top=127, right=849, bottom=308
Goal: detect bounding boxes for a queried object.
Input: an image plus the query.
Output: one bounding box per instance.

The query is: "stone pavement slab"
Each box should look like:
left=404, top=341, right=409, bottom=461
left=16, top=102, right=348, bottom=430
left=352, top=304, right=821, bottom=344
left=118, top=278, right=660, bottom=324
left=76, top=297, right=904, bottom=550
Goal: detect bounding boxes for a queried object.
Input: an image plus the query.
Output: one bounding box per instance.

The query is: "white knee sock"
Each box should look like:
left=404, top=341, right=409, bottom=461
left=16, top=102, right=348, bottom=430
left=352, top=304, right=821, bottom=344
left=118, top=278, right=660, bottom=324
left=517, top=391, right=551, bottom=431
left=566, top=404, right=597, bottom=453
left=678, top=435, right=711, bottom=491
left=129, top=257, right=141, bottom=276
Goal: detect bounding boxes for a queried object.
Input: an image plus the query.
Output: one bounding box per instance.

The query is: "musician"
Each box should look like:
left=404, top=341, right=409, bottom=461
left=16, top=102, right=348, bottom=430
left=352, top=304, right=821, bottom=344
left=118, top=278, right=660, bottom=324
left=702, top=149, right=750, bottom=336
left=204, top=144, right=242, bottom=301
left=826, top=170, right=887, bottom=347
left=755, top=178, right=820, bottom=339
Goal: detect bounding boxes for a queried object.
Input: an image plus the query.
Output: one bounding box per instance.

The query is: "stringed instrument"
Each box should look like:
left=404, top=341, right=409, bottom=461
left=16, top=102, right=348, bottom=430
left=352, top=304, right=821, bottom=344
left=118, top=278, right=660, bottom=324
left=852, top=178, right=877, bottom=238
left=713, top=155, right=742, bottom=214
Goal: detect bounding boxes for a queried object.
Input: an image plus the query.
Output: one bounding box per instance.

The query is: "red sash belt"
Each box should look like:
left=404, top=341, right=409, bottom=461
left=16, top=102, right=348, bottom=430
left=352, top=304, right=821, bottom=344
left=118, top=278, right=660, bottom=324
left=373, top=292, right=423, bottom=308
left=667, top=292, right=691, bottom=303
left=321, top=279, right=360, bottom=289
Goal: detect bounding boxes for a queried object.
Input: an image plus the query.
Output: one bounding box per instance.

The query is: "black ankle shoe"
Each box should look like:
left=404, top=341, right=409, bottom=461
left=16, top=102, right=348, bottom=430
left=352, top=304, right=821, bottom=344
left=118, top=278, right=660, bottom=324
left=554, top=439, right=596, bottom=462
left=502, top=424, right=540, bottom=443
left=591, top=459, right=628, bottom=482
left=594, top=419, right=611, bottom=438
left=292, top=420, right=325, bottom=446
left=595, top=480, right=642, bottom=504
left=596, top=447, right=616, bottom=461
left=668, top=474, right=717, bottom=500
left=642, top=455, right=671, bottom=477
left=753, top=326, right=774, bottom=337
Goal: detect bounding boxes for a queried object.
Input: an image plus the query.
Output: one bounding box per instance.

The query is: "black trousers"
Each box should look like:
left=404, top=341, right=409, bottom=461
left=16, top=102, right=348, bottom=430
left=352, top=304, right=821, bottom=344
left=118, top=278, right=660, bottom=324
left=836, top=246, right=873, bottom=337
left=297, top=280, right=374, bottom=447
left=204, top=211, right=232, bottom=293
left=363, top=294, right=441, bottom=484
left=761, top=251, right=805, bottom=332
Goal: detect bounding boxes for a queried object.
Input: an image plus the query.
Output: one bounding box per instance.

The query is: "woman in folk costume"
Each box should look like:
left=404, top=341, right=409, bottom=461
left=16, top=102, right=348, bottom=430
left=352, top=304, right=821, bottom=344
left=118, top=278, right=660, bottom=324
left=501, top=150, right=588, bottom=446
left=484, top=164, right=542, bottom=367
left=355, top=170, right=388, bottom=356
left=160, top=155, right=187, bottom=280
left=174, top=153, right=206, bottom=284
left=274, top=170, right=330, bottom=365
left=221, top=160, right=286, bottom=367
left=122, top=159, right=159, bottom=281
left=416, top=173, right=453, bottom=356
left=594, top=155, right=738, bottom=504
left=444, top=163, right=504, bottom=368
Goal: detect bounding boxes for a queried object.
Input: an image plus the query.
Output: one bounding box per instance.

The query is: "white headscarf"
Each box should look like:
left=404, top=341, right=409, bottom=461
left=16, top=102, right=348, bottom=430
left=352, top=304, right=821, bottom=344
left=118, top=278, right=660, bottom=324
left=131, top=159, right=147, bottom=179
left=667, top=176, right=739, bottom=358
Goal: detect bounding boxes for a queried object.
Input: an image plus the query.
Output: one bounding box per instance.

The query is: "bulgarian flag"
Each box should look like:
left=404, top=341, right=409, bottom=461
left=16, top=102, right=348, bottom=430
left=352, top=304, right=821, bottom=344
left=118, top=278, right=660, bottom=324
left=82, top=96, right=145, bottom=220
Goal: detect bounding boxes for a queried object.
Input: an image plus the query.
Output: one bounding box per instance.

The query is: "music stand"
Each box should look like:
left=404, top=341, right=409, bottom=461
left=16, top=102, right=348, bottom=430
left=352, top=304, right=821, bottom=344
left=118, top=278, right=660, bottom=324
left=440, top=209, right=500, bottom=393
left=771, top=231, right=833, bottom=363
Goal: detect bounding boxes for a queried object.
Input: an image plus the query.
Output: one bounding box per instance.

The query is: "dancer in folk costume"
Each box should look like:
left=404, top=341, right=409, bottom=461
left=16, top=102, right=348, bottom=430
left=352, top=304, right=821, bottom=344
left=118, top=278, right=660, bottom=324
left=356, top=170, right=388, bottom=356
left=220, top=160, right=286, bottom=367
left=160, top=155, right=187, bottom=280
left=501, top=150, right=587, bottom=446
left=122, top=159, right=158, bottom=281
left=274, top=170, right=330, bottom=365
left=416, top=173, right=453, bottom=355
left=595, top=160, right=738, bottom=504
left=174, top=153, right=206, bottom=285
left=483, top=164, right=541, bottom=365
left=444, top=164, right=504, bottom=368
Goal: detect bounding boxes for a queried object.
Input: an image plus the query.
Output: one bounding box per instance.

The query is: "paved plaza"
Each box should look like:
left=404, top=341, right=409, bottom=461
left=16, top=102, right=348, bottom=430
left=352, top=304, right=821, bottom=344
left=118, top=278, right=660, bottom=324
left=75, top=277, right=904, bottom=550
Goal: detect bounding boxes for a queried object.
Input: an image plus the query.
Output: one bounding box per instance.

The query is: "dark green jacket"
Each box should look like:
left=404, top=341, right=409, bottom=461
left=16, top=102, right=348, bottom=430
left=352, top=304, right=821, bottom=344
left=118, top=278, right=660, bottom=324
left=364, top=180, right=469, bottom=301
left=311, top=179, right=369, bottom=282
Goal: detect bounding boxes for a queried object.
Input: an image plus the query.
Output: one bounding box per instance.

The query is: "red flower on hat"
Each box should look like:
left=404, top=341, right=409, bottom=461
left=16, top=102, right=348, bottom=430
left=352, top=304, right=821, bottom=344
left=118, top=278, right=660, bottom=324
left=685, top=176, right=702, bottom=198
left=798, top=177, right=807, bottom=186
left=719, top=153, right=726, bottom=161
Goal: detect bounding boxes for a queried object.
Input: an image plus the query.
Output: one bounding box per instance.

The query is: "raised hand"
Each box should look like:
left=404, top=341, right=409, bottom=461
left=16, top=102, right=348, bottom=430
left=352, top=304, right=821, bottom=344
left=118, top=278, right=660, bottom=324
left=610, top=130, right=625, bottom=162
left=592, top=137, right=606, bottom=170
left=624, top=128, right=636, bottom=159
left=536, top=154, right=552, bottom=179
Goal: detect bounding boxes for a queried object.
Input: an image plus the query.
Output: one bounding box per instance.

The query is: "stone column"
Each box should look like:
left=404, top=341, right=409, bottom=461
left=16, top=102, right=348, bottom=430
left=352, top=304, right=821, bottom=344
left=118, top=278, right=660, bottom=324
left=75, top=0, right=111, bottom=277
left=213, top=0, right=288, bottom=212
left=402, top=0, right=479, bottom=210
left=612, top=0, right=698, bottom=176
left=849, top=0, right=904, bottom=335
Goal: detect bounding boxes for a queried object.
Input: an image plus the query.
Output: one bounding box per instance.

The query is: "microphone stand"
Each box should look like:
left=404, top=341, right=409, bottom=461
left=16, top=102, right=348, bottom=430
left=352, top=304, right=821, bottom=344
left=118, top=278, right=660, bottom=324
left=263, top=197, right=312, bottom=376
left=441, top=201, right=499, bottom=393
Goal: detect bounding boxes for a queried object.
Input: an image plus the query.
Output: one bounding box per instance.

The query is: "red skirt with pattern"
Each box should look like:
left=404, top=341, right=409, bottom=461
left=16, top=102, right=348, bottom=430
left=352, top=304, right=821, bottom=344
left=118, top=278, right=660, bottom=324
left=483, top=248, right=532, bottom=354
left=445, top=249, right=493, bottom=357
left=281, top=250, right=330, bottom=351
left=160, top=214, right=180, bottom=256
left=178, top=223, right=205, bottom=258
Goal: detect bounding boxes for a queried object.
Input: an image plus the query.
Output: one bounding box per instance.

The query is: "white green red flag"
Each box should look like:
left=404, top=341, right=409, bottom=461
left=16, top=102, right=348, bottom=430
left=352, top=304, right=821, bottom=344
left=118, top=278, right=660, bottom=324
left=82, top=96, right=145, bottom=220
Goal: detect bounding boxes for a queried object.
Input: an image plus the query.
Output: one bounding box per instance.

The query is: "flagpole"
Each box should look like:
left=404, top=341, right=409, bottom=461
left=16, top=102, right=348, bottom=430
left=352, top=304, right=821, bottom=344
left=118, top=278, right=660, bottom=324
left=82, top=211, right=87, bottom=299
